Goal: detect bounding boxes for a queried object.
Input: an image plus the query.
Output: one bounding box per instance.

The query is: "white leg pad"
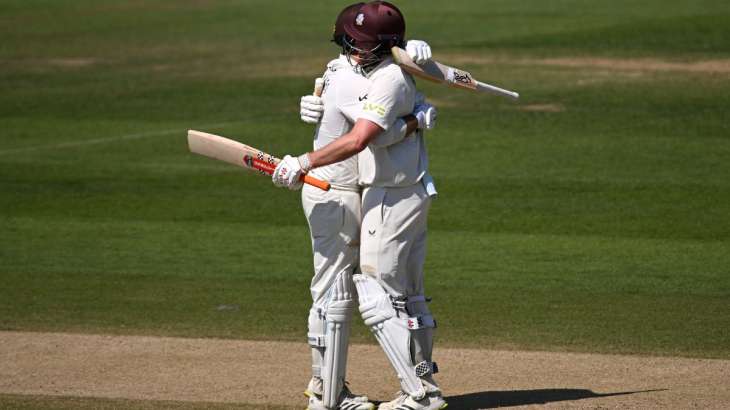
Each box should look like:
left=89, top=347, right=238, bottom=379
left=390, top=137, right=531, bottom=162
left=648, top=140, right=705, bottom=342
left=322, top=272, right=356, bottom=408
left=353, top=274, right=435, bottom=400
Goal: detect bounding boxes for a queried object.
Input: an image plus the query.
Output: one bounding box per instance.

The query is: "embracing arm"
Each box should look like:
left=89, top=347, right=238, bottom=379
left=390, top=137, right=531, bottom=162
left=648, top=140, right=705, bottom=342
left=369, top=116, right=419, bottom=148
left=306, top=118, right=385, bottom=168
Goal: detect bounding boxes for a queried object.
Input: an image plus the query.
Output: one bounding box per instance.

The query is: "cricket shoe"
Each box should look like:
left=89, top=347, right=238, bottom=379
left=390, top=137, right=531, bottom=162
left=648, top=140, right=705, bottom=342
left=306, top=383, right=374, bottom=410
left=303, top=377, right=323, bottom=399
left=377, top=390, right=447, bottom=410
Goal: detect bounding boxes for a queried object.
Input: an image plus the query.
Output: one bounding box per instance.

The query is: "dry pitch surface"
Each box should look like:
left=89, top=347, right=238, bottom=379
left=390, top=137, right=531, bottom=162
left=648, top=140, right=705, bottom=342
left=1, top=332, right=729, bottom=409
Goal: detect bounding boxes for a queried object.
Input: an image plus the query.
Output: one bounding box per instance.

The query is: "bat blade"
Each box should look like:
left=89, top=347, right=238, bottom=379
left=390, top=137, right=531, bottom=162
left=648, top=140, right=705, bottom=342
left=187, top=130, right=330, bottom=191
left=391, top=47, right=519, bottom=100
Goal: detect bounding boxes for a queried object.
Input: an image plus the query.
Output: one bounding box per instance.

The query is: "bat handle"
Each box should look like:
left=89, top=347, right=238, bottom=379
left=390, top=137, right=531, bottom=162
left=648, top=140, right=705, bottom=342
left=314, top=78, right=324, bottom=97
left=302, top=174, right=330, bottom=191
left=298, top=78, right=328, bottom=191
left=304, top=79, right=328, bottom=191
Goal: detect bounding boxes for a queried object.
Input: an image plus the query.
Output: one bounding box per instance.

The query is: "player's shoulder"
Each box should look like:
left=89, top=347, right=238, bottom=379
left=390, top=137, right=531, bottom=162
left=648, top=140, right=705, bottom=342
left=325, top=57, right=343, bottom=72
left=326, top=55, right=357, bottom=73
left=372, top=60, right=404, bottom=78
left=370, top=60, right=413, bottom=90
left=325, top=56, right=359, bottom=84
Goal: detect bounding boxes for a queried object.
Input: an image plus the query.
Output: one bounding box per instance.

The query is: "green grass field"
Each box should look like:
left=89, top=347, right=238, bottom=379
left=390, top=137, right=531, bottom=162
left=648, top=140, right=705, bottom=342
left=1, top=0, right=729, bottom=367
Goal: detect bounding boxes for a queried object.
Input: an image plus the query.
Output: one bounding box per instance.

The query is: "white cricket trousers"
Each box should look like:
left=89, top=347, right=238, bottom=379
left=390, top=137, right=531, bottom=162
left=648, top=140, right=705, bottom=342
left=301, top=184, right=361, bottom=304
left=359, top=182, right=432, bottom=298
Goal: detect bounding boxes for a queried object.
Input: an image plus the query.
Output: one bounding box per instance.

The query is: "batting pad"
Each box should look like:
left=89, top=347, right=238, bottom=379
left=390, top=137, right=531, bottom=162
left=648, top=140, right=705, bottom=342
left=322, top=272, right=356, bottom=407
left=353, top=274, right=428, bottom=400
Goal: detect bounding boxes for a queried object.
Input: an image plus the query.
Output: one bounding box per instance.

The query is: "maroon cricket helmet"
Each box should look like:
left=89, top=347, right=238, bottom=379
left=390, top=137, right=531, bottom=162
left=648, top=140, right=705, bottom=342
left=343, top=1, right=406, bottom=50
left=334, top=2, right=365, bottom=46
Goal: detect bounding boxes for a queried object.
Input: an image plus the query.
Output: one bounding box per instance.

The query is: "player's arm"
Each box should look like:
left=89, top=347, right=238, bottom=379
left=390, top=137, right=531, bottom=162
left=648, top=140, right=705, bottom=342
left=275, top=104, right=433, bottom=189
left=338, top=81, right=437, bottom=148
left=369, top=101, right=436, bottom=148
left=339, top=97, right=419, bottom=148
left=306, top=118, right=383, bottom=167
left=274, top=74, right=404, bottom=189
left=369, top=117, right=414, bottom=148
left=304, top=96, right=437, bottom=163
left=270, top=119, right=383, bottom=190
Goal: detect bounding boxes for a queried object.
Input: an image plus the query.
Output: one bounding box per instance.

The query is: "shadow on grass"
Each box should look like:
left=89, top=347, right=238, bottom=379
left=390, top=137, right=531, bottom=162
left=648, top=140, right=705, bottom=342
left=444, top=388, right=666, bottom=409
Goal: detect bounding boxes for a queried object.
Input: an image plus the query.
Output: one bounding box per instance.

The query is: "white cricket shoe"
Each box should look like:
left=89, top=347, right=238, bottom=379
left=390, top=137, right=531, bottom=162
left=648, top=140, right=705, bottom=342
left=306, top=382, right=374, bottom=410
left=377, top=391, right=447, bottom=410
left=304, top=377, right=323, bottom=399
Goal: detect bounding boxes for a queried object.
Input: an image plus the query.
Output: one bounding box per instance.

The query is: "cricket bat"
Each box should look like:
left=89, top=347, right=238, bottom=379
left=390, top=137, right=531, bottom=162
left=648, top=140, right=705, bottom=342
left=391, top=47, right=519, bottom=100
left=187, top=130, right=330, bottom=191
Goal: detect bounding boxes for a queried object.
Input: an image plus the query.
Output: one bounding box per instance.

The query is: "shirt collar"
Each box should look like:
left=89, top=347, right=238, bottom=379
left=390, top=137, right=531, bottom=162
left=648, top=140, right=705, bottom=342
left=338, top=54, right=365, bottom=76
left=363, top=57, right=393, bottom=78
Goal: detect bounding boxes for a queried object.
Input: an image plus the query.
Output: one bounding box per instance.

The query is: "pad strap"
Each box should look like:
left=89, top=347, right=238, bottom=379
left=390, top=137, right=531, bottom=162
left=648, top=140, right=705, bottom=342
left=308, top=333, right=326, bottom=348
left=406, top=315, right=436, bottom=330
left=415, top=361, right=438, bottom=377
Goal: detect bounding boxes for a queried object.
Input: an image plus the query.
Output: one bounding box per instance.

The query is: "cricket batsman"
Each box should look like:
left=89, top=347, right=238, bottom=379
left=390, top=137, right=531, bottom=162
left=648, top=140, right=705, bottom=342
left=274, top=2, right=445, bottom=409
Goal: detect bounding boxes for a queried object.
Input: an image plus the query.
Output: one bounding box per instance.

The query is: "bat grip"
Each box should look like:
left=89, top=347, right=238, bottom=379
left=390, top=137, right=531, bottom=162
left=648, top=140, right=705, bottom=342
left=302, top=174, right=330, bottom=191
left=314, top=78, right=324, bottom=97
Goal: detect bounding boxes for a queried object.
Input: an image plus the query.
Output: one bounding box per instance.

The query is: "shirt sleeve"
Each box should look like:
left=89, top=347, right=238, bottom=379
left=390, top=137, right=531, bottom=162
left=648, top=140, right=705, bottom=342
left=356, top=75, right=403, bottom=131
left=338, top=91, right=362, bottom=124
left=369, top=118, right=409, bottom=148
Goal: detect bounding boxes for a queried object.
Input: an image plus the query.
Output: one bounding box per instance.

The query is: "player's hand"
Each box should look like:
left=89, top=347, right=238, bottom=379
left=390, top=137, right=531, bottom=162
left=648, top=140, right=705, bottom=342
left=414, top=102, right=437, bottom=131
left=272, top=155, right=304, bottom=190
left=406, top=40, right=432, bottom=65
left=300, top=95, right=324, bottom=124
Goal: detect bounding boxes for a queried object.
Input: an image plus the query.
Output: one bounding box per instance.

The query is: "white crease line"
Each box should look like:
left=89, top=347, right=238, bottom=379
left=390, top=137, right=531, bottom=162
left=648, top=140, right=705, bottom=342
left=0, top=121, right=241, bottom=156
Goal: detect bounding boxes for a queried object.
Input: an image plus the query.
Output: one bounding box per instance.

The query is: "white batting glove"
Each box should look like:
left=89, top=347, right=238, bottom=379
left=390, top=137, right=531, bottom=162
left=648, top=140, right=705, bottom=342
left=300, top=95, right=324, bottom=124
left=272, top=155, right=304, bottom=190
left=414, top=102, right=437, bottom=130
left=406, top=39, right=432, bottom=65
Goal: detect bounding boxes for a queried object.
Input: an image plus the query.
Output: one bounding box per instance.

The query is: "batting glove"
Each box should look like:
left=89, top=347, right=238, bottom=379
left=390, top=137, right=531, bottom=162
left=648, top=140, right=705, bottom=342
left=414, top=102, right=437, bottom=131
left=272, top=155, right=304, bottom=190
left=406, top=39, right=432, bottom=65
left=300, top=95, right=324, bottom=124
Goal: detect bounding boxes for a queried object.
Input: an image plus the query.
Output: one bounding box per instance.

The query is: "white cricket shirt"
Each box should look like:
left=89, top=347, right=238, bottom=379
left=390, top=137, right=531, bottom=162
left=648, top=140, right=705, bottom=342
left=310, top=55, right=409, bottom=190
left=356, top=58, right=429, bottom=188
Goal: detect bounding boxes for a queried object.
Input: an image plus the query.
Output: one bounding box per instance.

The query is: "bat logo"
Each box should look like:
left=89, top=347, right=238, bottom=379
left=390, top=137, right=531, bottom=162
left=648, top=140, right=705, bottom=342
left=453, top=71, right=472, bottom=84
left=243, top=154, right=275, bottom=175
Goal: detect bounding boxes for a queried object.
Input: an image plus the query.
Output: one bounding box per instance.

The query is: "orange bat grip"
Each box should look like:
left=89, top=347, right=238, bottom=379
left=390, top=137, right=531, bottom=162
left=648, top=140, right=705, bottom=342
left=302, top=174, right=331, bottom=191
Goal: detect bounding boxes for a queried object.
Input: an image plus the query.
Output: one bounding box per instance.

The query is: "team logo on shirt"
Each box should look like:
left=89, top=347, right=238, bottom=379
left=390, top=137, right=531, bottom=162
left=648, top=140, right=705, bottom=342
left=363, top=102, right=385, bottom=117
left=355, top=13, right=365, bottom=26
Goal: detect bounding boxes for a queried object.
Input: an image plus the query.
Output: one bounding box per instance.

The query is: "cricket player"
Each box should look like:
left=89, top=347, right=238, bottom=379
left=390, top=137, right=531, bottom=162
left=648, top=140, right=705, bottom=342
left=289, top=3, right=437, bottom=410
left=275, top=2, right=445, bottom=409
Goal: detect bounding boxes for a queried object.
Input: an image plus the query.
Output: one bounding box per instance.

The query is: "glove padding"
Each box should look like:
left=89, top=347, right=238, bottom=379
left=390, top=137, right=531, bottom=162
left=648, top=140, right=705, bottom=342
left=414, top=102, right=437, bottom=130
left=405, top=39, right=432, bottom=65
left=272, top=155, right=304, bottom=190
left=300, top=95, right=324, bottom=124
